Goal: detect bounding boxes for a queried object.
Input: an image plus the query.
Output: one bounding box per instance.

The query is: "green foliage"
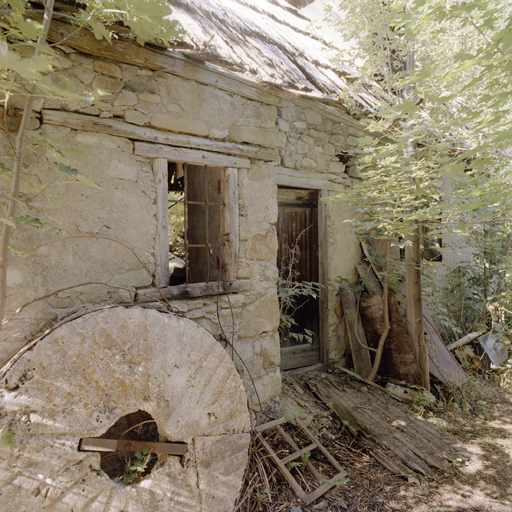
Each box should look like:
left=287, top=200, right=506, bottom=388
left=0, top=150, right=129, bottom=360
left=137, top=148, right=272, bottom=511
left=168, top=191, right=185, bottom=258
left=0, top=1, right=183, bottom=258
left=288, top=450, right=310, bottom=472
left=326, top=476, right=350, bottom=486
left=278, top=229, right=320, bottom=345
left=255, top=489, right=269, bottom=511
left=278, top=271, right=319, bottom=345
left=0, top=425, right=16, bottom=449
left=76, top=0, right=185, bottom=45
left=327, top=0, right=512, bottom=343
left=328, top=0, right=512, bottom=229
left=122, top=448, right=152, bottom=485
left=335, top=497, right=349, bottom=509
left=425, top=215, right=512, bottom=347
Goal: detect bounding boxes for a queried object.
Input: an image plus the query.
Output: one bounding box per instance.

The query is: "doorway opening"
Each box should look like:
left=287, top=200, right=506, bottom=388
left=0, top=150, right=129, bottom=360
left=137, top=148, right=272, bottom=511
left=277, top=187, right=321, bottom=370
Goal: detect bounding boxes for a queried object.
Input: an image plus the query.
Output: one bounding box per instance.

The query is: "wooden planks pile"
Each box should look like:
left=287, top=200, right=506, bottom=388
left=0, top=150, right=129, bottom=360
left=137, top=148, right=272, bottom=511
left=312, top=376, right=467, bottom=477
left=339, top=242, right=467, bottom=385
left=338, top=256, right=423, bottom=383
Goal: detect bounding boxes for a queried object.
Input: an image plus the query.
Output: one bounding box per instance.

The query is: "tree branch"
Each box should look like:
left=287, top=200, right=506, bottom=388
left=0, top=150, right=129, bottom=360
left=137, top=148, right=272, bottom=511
left=0, top=0, right=55, bottom=332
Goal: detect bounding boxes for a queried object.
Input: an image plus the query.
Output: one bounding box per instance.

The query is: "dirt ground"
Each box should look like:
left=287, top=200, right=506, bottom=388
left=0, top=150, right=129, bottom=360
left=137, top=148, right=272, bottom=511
left=235, top=368, right=512, bottom=512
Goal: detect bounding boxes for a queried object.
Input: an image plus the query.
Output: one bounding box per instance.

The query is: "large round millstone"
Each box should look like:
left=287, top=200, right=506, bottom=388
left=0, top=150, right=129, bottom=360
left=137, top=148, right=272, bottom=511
left=0, top=307, right=251, bottom=511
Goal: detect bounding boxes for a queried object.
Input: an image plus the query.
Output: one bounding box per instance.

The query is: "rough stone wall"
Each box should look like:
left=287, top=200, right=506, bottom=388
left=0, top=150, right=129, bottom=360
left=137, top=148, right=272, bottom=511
left=1, top=46, right=370, bottom=407
left=1, top=50, right=282, bottom=412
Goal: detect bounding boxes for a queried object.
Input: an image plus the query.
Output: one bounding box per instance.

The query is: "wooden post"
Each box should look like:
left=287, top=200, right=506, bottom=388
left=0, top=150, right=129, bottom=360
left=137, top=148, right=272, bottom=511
left=153, top=158, right=170, bottom=289
left=405, top=228, right=429, bottom=390
left=318, top=189, right=329, bottom=365
left=403, top=45, right=429, bottom=390
left=220, top=168, right=239, bottom=281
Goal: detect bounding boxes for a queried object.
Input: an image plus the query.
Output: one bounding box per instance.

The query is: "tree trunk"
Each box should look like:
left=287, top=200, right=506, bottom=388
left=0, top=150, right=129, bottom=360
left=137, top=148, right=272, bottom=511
left=405, top=228, right=429, bottom=390
left=403, top=46, right=429, bottom=390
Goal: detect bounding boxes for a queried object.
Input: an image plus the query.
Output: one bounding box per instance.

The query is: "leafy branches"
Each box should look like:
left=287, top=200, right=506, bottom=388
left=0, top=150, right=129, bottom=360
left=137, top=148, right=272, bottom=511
left=122, top=448, right=152, bottom=485
left=328, top=0, right=512, bottom=357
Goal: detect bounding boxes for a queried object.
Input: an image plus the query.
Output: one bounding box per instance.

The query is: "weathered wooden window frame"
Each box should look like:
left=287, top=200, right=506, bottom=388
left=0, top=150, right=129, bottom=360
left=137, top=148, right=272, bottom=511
left=137, top=143, right=250, bottom=295
left=161, top=162, right=239, bottom=286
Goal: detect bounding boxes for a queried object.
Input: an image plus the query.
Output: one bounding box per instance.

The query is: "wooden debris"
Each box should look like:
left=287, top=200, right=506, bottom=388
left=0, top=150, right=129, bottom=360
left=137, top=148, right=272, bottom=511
left=356, top=262, right=383, bottom=296
left=312, top=377, right=467, bottom=477
left=335, top=366, right=408, bottom=403
left=339, top=292, right=373, bottom=379
left=447, top=332, right=484, bottom=351
left=479, top=333, right=509, bottom=366
left=254, top=417, right=348, bottom=505
left=359, top=293, right=422, bottom=385
left=454, top=345, right=485, bottom=371
left=423, top=307, right=468, bottom=384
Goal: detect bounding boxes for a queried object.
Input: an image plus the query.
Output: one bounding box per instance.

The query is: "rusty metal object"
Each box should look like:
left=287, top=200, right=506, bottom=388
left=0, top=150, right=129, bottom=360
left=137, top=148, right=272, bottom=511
left=79, top=437, right=187, bottom=456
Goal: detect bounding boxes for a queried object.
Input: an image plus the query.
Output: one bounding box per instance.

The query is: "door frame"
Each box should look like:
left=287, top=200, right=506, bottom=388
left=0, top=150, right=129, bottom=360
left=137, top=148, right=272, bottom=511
left=276, top=183, right=329, bottom=368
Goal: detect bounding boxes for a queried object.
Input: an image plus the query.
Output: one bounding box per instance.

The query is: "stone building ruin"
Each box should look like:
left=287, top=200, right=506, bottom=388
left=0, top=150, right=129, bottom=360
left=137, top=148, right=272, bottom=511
left=0, top=1, right=386, bottom=509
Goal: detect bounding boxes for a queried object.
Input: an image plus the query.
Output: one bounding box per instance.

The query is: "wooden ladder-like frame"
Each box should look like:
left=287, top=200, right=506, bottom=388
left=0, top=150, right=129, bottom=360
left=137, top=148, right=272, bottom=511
left=254, top=417, right=348, bottom=505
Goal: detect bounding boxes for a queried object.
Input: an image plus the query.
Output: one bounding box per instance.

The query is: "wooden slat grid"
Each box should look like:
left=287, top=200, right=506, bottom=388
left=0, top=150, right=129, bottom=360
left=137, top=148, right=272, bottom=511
left=254, top=417, right=347, bottom=505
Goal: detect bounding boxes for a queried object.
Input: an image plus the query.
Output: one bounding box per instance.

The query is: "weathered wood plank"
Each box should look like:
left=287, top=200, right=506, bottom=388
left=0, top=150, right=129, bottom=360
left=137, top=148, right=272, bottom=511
left=153, top=158, right=170, bottom=288
left=363, top=387, right=463, bottom=460
left=423, top=307, right=468, bottom=384
left=317, top=381, right=430, bottom=475
left=359, top=293, right=422, bottom=385
left=41, top=110, right=276, bottom=161
left=134, top=142, right=251, bottom=168
left=331, top=386, right=431, bottom=474
left=318, top=190, right=329, bottom=366
left=44, top=18, right=285, bottom=107
left=253, top=416, right=286, bottom=433
left=281, top=344, right=319, bottom=371
left=136, top=279, right=250, bottom=302
left=274, top=167, right=344, bottom=192
left=277, top=187, right=318, bottom=206
left=356, top=262, right=383, bottom=296
left=314, top=378, right=465, bottom=476
left=446, top=331, right=483, bottom=351
left=220, top=168, right=239, bottom=281
left=280, top=443, right=318, bottom=465
left=339, top=292, right=372, bottom=378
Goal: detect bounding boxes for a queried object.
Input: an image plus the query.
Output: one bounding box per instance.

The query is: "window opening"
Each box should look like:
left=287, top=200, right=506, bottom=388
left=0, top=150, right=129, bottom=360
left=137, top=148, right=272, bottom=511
left=167, top=163, right=224, bottom=285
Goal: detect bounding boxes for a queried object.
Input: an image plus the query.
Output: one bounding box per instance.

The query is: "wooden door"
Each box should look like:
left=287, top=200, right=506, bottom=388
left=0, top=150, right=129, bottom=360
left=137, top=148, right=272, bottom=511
left=277, top=188, right=320, bottom=370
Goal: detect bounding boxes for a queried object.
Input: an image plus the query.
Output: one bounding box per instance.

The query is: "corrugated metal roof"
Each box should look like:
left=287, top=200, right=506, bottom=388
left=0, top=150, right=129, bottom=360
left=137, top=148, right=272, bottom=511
left=168, top=0, right=380, bottom=111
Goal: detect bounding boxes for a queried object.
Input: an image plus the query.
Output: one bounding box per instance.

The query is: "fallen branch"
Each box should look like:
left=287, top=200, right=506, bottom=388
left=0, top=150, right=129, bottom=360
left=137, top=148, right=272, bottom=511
left=447, top=331, right=484, bottom=351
